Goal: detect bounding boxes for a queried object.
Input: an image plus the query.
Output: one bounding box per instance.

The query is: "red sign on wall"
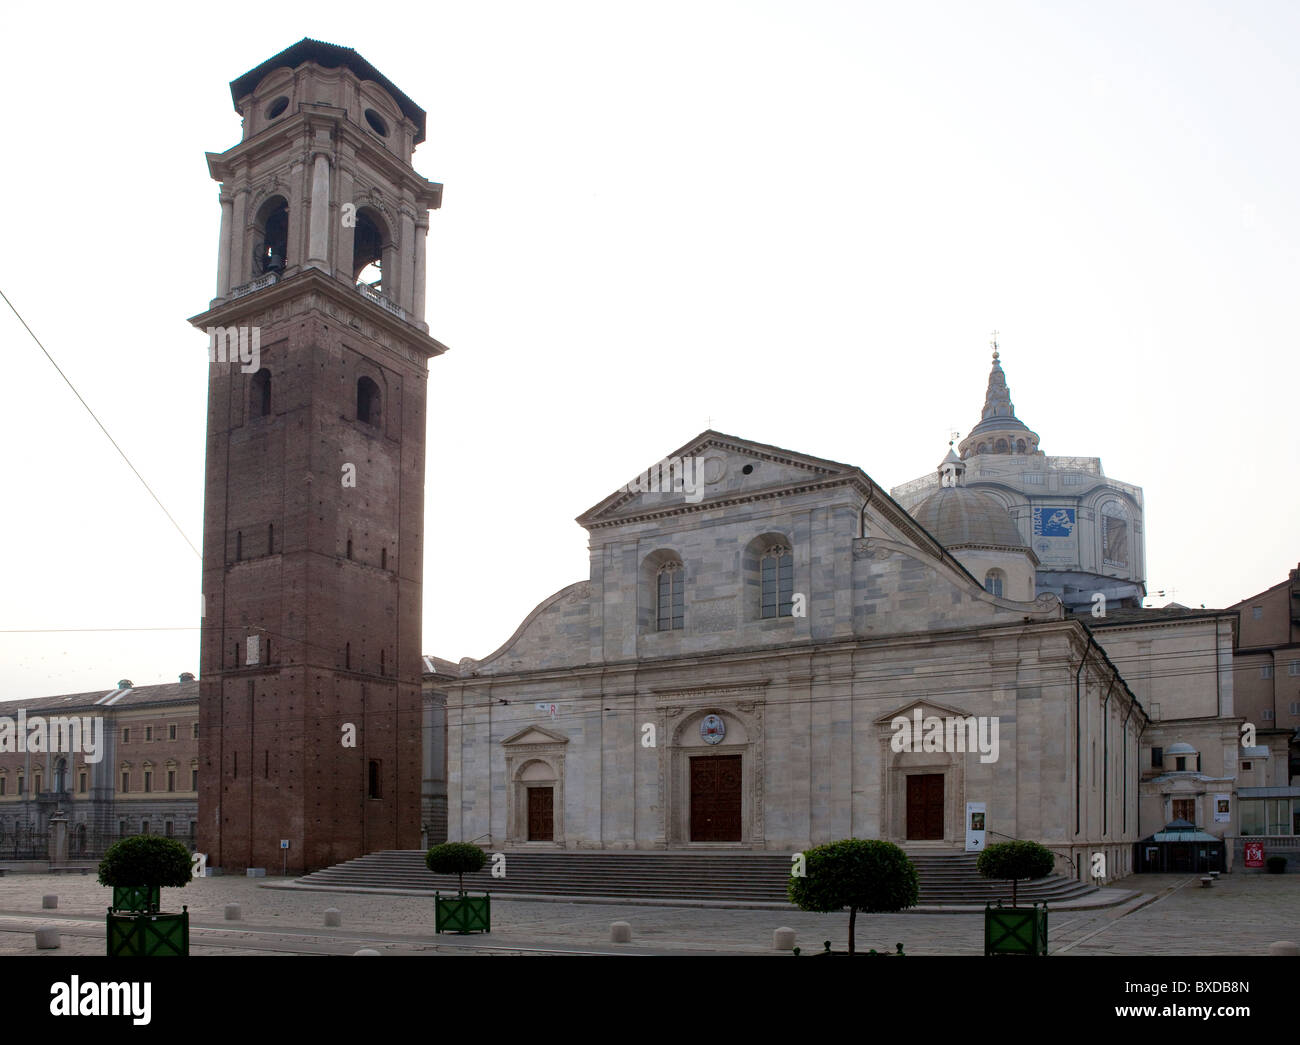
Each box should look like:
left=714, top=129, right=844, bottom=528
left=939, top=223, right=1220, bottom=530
left=1244, top=842, right=1265, bottom=868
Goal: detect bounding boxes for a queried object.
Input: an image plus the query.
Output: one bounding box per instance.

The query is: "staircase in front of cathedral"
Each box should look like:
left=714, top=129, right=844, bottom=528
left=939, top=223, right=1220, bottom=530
left=293, top=850, right=1105, bottom=907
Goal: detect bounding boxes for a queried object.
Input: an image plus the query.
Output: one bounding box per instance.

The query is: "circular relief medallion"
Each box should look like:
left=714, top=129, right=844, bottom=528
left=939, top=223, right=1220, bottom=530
left=700, top=714, right=726, bottom=745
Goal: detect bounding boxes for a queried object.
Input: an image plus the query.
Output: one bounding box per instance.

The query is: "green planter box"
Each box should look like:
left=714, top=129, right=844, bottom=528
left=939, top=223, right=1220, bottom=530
left=984, top=902, right=1048, bottom=956
left=111, top=885, right=161, bottom=913
left=106, top=907, right=189, bottom=956
left=435, top=892, right=490, bottom=934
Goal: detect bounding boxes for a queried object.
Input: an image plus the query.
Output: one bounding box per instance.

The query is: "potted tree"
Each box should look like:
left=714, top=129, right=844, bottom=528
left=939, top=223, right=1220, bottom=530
left=98, top=836, right=193, bottom=956
left=787, top=838, right=918, bottom=955
left=976, top=839, right=1055, bottom=956
left=426, top=842, right=490, bottom=933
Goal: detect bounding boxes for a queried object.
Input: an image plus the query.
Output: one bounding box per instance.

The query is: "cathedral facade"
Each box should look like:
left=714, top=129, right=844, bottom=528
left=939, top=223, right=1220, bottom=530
left=441, top=431, right=1144, bottom=878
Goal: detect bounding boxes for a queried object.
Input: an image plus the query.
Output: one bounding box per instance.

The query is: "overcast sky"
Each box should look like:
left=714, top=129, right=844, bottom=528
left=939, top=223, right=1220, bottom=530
left=2, top=1, right=1296, bottom=702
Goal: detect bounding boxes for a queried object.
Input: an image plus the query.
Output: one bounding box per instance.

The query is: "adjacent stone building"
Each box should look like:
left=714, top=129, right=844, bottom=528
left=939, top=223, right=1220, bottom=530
left=1227, top=565, right=1300, bottom=866
left=0, top=677, right=200, bottom=862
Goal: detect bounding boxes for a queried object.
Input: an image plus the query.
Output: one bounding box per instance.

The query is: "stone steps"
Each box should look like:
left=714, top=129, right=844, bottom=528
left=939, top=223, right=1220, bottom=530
left=295, top=849, right=1098, bottom=906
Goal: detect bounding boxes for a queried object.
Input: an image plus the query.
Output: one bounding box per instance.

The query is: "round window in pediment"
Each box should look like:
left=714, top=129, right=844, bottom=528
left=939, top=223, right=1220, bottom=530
left=265, top=96, right=290, bottom=120
left=364, top=109, right=390, bottom=137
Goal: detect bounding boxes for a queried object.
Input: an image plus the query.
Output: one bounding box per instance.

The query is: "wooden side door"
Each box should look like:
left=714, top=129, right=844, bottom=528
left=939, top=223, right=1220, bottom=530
left=906, top=774, right=945, bottom=840
left=527, top=786, right=554, bottom=841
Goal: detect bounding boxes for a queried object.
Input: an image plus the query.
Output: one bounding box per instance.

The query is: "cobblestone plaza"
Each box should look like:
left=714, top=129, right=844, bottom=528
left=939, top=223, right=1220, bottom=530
left=2, top=872, right=1295, bottom=957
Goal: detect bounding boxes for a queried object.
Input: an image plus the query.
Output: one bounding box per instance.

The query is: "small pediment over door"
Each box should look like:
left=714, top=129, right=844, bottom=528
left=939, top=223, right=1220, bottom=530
left=501, top=725, right=570, bottom=747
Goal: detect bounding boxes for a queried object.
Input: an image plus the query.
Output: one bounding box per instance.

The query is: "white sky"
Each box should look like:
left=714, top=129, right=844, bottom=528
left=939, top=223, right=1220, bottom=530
left=2, top=1, right=1296, bottom=702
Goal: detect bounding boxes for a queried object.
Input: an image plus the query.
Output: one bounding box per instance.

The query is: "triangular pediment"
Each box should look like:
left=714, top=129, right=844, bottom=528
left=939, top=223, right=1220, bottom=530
left=874, top=698, right=974, bottom=726
left=577, top=430, right=867, bottom=527
left=501, top=725, right=569, bottom=746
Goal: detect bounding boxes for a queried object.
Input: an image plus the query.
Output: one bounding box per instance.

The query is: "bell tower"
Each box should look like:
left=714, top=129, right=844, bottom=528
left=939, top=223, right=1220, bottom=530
left=189, top=39, right=447, bottom=873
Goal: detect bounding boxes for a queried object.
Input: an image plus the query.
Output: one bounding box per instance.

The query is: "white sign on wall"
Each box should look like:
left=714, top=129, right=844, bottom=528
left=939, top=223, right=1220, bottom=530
left=1213, top=794, right=1231, bottom=823
left=965, top=802, right=987, bottom=852
left=535, top=703, right=557, bottom=719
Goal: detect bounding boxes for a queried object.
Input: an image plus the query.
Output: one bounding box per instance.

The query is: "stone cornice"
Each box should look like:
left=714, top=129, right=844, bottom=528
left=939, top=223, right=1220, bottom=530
left=189, top=266, right=448, bottom=361
left=207, top=111, right=442, bottom=208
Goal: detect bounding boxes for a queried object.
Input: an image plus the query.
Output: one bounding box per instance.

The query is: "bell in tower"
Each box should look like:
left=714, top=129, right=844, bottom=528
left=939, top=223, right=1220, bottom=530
left=189, top=39, right=449, bottom=874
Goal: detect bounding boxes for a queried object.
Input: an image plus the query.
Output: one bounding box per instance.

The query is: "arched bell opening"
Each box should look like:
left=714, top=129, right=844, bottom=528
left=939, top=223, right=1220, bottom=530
left=253, top=195, right=289, bottom=276
left=352, top=207, right=394, bottom=291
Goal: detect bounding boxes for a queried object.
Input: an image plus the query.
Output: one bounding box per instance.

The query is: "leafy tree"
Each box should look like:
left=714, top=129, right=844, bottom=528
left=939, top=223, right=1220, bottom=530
left=976, top=840, right=1055, bottom=905
left=425, top=842, right=487, bottom=895
left=787, top=839, right=919, bottom=954
left=97, top=836, right=193, bottom=891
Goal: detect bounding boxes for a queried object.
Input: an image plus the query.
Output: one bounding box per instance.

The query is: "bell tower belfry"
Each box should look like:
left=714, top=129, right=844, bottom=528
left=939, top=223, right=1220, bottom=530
left=189, top=39, right=447, bottom=873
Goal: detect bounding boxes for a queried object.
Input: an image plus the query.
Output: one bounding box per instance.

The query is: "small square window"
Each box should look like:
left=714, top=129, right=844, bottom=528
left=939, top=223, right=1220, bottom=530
left=1252, top=606, right=1263, bottom=619
left=145, top=726, right=153, bottom=742
left=169, top=724, right=177, bottom=741
left=1288, top=661, right=1300, bottom=677
left=122, top=728, right=130, bottom=743
left=1262, top=708, right=1274, bottom=721
left=1290, top=701, right=1300, bottom=716
left=1241, top=761, right=1253, bottom=771
left=1260, top=665, right=1273, bottom=679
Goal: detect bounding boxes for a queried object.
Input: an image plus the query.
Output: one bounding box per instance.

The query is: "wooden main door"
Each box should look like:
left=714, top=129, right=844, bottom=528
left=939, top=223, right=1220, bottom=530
left=527, top=786, right=554, bottom=841
left=690, top=755, right=742, bottom=842
left=906, top=774, right=944, bottom=840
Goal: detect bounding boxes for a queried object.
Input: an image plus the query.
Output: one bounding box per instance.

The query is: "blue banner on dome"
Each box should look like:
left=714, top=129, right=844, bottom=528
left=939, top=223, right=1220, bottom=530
left=1033, top=507, right=1075, bottom=537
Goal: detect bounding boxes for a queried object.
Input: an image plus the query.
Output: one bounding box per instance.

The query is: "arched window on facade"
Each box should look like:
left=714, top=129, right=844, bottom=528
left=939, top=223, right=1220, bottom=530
left=1100, top=500, right=1130, bottom=569
left=984, top=569, right=1005, bottom=597
left=761, top=544, right=794, bottom=618
left=995, top=438, right=1008, bottom=453
left=657, top=561, right=684, bottom=631
left=1015, top=438, right=1026, bottom=453
left=54, top=759, right=67, bottom=794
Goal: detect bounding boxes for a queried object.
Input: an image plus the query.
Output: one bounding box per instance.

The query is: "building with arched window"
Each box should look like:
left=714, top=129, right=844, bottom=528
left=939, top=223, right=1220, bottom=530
left=891, top=342, right=1146, bottom=613
left=439, top=429, right=1145, bottom=877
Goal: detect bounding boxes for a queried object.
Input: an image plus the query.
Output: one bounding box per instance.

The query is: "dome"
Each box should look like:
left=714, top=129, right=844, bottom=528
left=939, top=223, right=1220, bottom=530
left=913, top=487, right=1025, bottom=549
left=1165, top=742, right=1197, bottom=756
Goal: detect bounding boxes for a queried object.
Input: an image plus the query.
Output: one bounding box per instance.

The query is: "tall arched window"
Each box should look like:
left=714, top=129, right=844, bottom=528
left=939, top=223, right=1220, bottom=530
left=1100, top=501, right=1129, bottom=569
left=984, top=569, right=1005, bottom=597
left=357, top=377, right=382, bottom=427
left=251, top=369, right=271, bottom=417
left=657, top=561, right=684, bottom=631
left=54, top=759, right=67, bottom=793
left=761, top=544, right=794, bottom=618
left=352, top=207, right=392, bottom=290
left=253, top=195, right=289, bottom=276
